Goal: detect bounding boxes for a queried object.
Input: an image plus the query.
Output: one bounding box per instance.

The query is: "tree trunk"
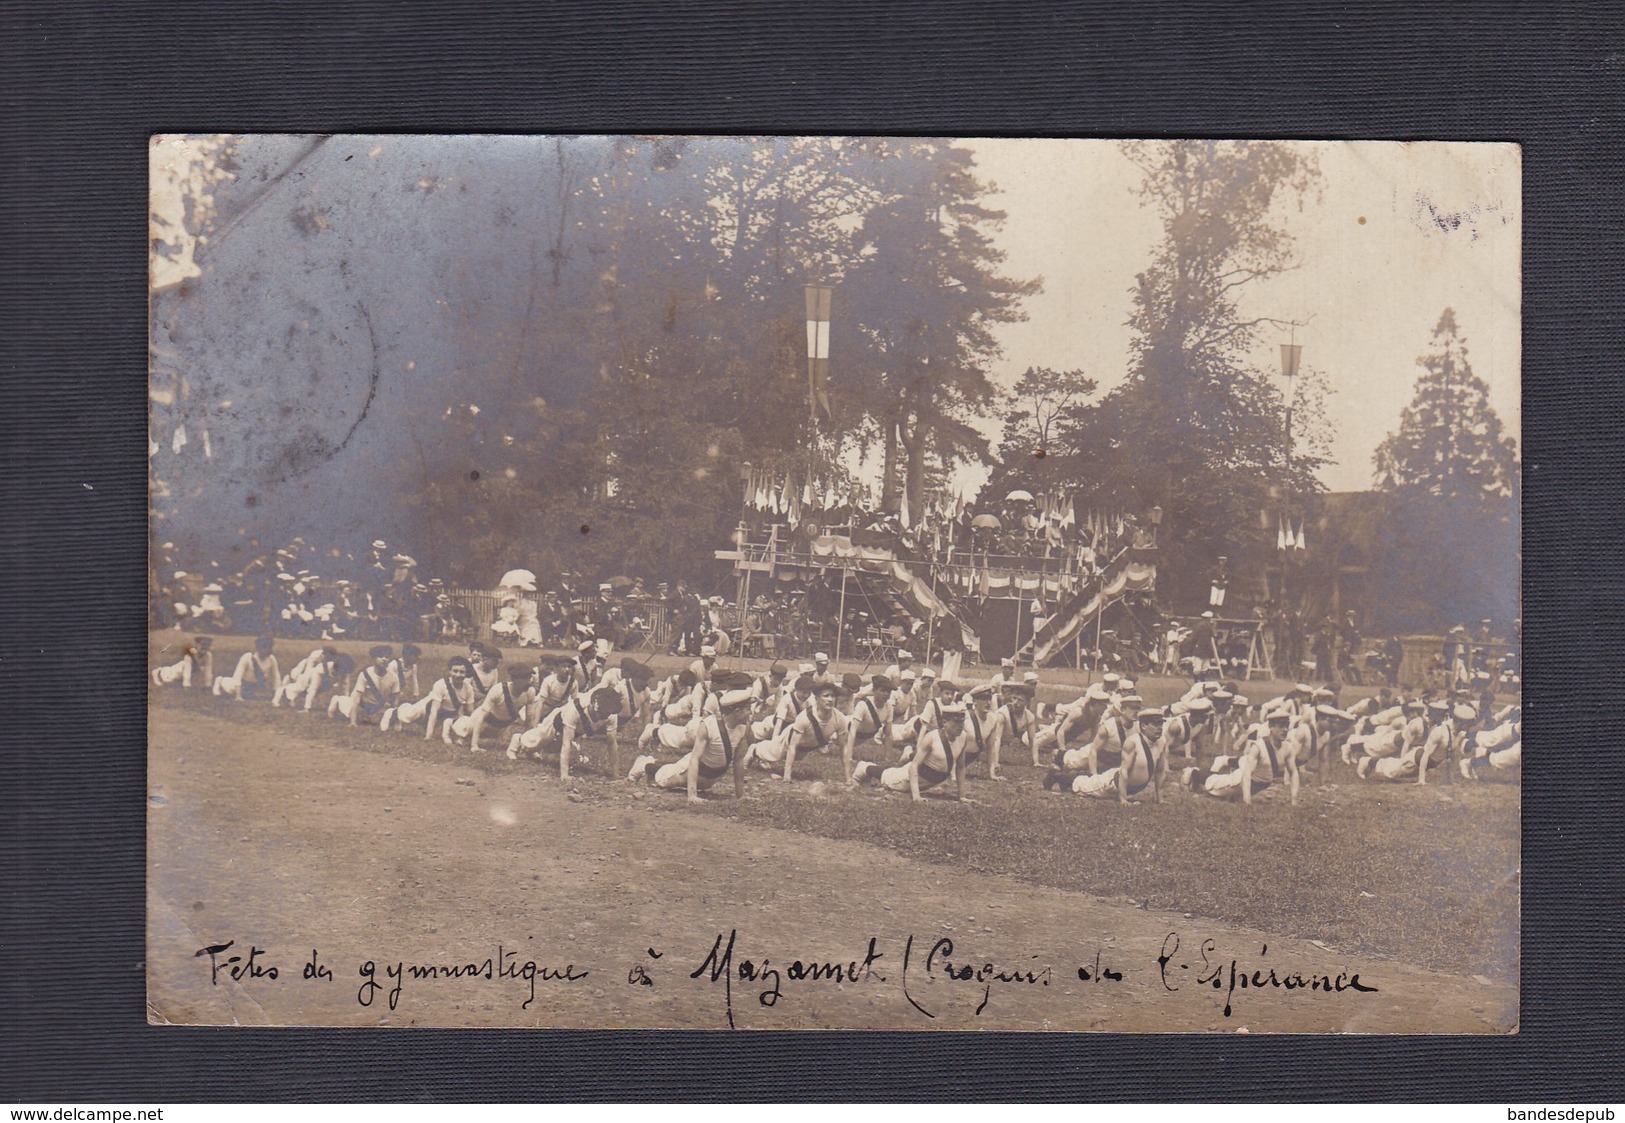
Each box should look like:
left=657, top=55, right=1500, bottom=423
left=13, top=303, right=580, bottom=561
left=901, top=414, right=928, bottom=527
left=882, top=417, right=899, bottom=511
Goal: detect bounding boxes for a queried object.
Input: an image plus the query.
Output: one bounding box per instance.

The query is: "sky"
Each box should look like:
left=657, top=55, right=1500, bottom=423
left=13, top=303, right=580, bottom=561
left=964, top=139, right=1521, bottom=494
left=150, top=136, right=1521, bottom=547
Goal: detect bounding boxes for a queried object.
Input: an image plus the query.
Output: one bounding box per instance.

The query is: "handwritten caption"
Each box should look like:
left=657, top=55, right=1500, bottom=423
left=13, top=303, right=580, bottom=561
left=194, top=930, right=1376, bottom=1026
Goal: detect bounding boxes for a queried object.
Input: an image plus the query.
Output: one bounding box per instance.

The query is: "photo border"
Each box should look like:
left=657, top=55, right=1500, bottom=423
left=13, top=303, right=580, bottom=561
left=4, top=0, right=1620, bottom=1101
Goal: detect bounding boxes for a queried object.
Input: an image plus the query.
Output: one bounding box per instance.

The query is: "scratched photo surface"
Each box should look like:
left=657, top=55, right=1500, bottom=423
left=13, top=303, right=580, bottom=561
left=148, top=137, right=1521, bottom=1030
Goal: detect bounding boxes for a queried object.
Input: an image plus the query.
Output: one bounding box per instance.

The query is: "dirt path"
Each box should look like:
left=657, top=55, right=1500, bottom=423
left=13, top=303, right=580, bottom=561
left=148, top=710, right=1515, bottom=1032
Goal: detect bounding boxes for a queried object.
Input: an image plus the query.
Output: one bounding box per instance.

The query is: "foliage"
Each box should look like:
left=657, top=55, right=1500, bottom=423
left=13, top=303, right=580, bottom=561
left=984, top=366, right=1098, bottom=501
left=157, top=136, right=1039, bottom=587
left=1370, top=310, right=1520, bottom=630
left=1030, top=141, right=1327, bottom=610
left=1373, top=309, right=1519, bottom=501
left=836, top=141, right=1041, bottom=523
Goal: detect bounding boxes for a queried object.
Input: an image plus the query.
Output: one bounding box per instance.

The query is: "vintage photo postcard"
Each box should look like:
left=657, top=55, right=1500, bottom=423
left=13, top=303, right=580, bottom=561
left=148, top=136, right=1520, bottom=1031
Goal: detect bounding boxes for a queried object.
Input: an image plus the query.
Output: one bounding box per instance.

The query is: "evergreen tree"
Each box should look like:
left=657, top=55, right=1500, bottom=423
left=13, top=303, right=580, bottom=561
left=1373, top=309, right=1518, bottom=500
left=1370, top=309, right=1520, bottom=630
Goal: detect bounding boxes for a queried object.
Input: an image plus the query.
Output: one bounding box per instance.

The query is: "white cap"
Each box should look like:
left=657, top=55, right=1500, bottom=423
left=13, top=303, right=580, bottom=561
left=1022, top=671, right=1039, bottom=684
left=719, top=689, right=753, bottom=708
left=1101, top=673, right=1121, bottom=685
left=815, top=652, right=830, bottom=663
left=1185, top=697, right=1213, bottom=712
left=700, top=645, right=717, bottom=658
left=798, top=663, right=815, bottom=674
left=897, top=650, right=913, bottom=660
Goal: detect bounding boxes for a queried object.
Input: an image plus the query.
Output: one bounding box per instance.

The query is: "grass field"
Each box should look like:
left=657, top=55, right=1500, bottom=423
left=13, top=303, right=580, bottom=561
left=150, top=632, right=1520, bottom=984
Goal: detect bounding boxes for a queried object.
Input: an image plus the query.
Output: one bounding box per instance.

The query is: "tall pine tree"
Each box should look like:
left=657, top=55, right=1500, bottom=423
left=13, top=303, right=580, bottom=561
left=1374, top=308, right=1518, bottom=500
left=1370, top=309, right=1520, bottom=630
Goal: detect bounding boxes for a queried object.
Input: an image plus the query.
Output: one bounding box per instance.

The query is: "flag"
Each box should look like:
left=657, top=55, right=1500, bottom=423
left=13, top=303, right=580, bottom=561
left=805, top=286, right=832, bottom=421
left=802, top=478, right=813, bottom=506
left=899, top=474, right=912, bottom=532
left=1294, top=519, right=1306, bottom=551
left=1277, top=514, right=1288, bottom=551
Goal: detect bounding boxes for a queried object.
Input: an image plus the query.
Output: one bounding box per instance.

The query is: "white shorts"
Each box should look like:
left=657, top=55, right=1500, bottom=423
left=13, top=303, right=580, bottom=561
left=394, top=697, right=433, bottom=725
left=1365, top=756, right=1418, bottom=781
left=651, top=753, right=726, bottom=790
left=331, top=695, right=356, bottom=718
left=1068, top=767, right=1120, bottom=797
left=748, top=735, right=788, bottom=766
left=1475, top=743, right=1521, bottom=771
left=516, top=721, right=562, bottom=752
left=876, top=764, right=912, bottom=792
left=1060, top=745, right=1095, bottom=771
left=654, top=721, right=698, bottom=754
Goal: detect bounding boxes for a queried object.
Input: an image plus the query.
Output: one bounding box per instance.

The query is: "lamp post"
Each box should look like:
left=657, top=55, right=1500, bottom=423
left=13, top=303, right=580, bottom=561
left=736, top=461, right=754, bottom=652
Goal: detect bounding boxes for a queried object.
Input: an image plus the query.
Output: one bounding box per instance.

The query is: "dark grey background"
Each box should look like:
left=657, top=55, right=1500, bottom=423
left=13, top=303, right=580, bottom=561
left=2, top=0, right=1620, bottom=1102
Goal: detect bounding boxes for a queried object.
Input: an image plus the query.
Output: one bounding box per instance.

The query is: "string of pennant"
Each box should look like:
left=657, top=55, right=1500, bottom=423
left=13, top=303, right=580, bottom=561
left=742, top=469, right=1141, bottom=550
left=1277, top=513, right=1308, bottom=551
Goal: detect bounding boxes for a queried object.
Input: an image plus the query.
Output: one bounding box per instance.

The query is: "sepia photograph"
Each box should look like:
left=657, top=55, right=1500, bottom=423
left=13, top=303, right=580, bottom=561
left=147, top=135, right=1521, bottom=1031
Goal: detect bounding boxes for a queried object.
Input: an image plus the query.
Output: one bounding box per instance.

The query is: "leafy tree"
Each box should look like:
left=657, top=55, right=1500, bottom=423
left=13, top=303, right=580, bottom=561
left=152, top=136, right=1042, bottom=588
left=984, top=366, right=1098, bottom=501
left=1042, top=140, right=1326, bottom=610
left=837, top=141, right=1040, bottom=525
left=1370, top=309, right=1520, bottom=630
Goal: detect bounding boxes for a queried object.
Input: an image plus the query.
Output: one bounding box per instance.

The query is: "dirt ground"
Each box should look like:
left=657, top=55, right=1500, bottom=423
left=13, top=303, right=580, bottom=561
left=148, top=704, right=1517, bottom=1032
